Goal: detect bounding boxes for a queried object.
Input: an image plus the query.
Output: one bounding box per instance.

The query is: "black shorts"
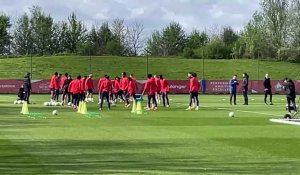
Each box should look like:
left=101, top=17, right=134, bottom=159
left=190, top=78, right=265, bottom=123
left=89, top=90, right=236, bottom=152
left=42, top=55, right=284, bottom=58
left=50, top=88, right=55, bottom=92
left=87, top=89, right=93, bottom=93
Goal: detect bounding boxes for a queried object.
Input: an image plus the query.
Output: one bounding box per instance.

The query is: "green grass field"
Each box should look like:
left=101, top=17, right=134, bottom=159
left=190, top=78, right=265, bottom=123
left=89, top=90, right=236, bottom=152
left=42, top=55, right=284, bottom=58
left=0, top=56, right=299, bottom=80
left=1, top=94, right=300, bottom=174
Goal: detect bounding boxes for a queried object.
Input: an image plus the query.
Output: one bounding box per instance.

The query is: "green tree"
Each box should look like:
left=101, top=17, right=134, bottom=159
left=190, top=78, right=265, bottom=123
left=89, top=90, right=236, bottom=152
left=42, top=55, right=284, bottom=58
left=201, top=38, right=231, bottom=59
left=146, top=30, right=163, bottom=56
left=162, top=22, right=186, bottom=56
left=260, top=0, right=289, bottom=48
left=13, top=13, right=32, bottom=55
left=221, top=26, right=239, bottom=47
left=30, top=6, right=53, bottom=55
left=67, top=12, right=87, bottom=53
left=0, top=13, right=11, bottom=55
left=111, top=18, right=125, bottom=55
left=99, top=22, right=113, bottom=55
left=183, top=30, right=209, bottom=58
left=289, top=0, right=300, bottom=47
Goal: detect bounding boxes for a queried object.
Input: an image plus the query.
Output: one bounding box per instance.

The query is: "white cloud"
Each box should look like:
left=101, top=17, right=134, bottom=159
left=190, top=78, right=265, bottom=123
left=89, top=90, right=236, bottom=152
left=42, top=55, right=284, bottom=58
left=0, top=0, right=260, bottom=34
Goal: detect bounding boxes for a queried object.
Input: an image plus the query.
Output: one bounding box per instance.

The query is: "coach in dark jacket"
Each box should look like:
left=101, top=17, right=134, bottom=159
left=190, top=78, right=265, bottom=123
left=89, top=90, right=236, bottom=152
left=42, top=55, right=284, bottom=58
left=242, top=73, right=249, bottom=105
left=263, top=73, right=273, bottom=105
left=23, top=72, right=32, bottom=104
left=283, top=78, right=297, bottom=112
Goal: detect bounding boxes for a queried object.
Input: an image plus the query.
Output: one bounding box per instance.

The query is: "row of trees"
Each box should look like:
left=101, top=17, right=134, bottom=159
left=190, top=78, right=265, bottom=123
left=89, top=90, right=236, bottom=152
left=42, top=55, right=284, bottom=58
left=0, top=6, right=144, bottom=56
left=0, top=0, right=300, bottom=62
left=147, top=0, right=300, bottom=62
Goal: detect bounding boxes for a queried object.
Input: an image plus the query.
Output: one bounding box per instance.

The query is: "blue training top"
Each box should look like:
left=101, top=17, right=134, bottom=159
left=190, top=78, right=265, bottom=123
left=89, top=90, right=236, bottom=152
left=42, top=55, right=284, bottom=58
left=229, top=79, right=238, bottom=92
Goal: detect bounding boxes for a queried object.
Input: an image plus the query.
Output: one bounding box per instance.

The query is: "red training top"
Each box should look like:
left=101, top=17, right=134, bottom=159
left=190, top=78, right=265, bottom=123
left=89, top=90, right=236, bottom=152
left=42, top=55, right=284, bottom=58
left=99, top=78, right=112, bottom=93
left=143, top=78, right=157, bottom=96
left=85, top=77, right=94, bottom=90
left=98, top=77, right=106, bottom=91
left=72, top=79, right=82, bottom=94
left=60, top=76, right=67, bottom=90
left=128, top=80, right=137, bottom=96
left=155, top=77, right=161, bottom=92
left=160, top=79, right=170, bottom=92
left=113, top=80, right=120, bottom=93
left=81, top=78, right=86, bottom=92
left=49, top=75, right=59, bottom=89
left=120, top=76, right=129, bottom=91
left=68, top=80, right=74, bottom=94
left=190, top=77, right=200, bottom=93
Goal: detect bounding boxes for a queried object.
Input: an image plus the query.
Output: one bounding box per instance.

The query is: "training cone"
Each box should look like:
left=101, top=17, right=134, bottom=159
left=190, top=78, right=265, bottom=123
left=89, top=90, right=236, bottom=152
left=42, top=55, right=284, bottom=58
left=131, top=101, right=137, bottom=113
left=81, top=102, right=87, bottom=114
left=136, top=101, right=143, bottom=115
left=20, top=101, right=29, bottom=115
left=77, top=101, right=82, bottom=113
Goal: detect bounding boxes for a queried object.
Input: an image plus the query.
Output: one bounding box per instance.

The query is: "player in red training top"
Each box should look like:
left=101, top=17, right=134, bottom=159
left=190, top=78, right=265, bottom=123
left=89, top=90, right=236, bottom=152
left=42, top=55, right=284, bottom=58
left=70, top=75, right=82, bottom=109
left=142, top=74, right=158, bottom=110
left=154, top=75, right=162, bottom=104
left=99, top=75, right=112, bottom=110
left=49, top=72, right=59, bottom=102
left=120, top=72, right=129, bottom=107
left=128, top=77, right=137, bottom=103
left=85, top=74, right=94, bottom=102
left=160, top=75, right=170, bottom=107
left=186, top=73, right=200, bottom=111
left=98, top=75, right=107, bottom=104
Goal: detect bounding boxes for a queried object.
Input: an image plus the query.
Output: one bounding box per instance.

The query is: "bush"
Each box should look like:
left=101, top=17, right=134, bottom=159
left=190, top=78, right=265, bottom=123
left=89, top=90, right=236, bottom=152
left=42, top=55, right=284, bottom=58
left=183, top=47, right=194, bottom=59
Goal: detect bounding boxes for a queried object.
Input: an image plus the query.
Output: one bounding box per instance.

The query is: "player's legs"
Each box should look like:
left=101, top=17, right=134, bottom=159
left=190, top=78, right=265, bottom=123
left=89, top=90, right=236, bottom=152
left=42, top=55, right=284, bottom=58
left=287, top=97, right=292, bottom=112
left=55, top=89, right=59, bottom=101
left=124, top=90, right=129, bottom=105
left=147, top=94, right=151, bottom=109
left=233, top=91, right=237, bottom=105
left=165, top=92, right=170, bottom=106
left=243, top=90, right=248, bottom=105
left=151, top=94, right=158, bottom=108
left=189, top=93, right=194, bottom=107
left=162, top=92, right=166, bottom=107
left=269, top=90, right=273, bottom=104
left=104, top=92, right=111, bottom=109
left=100, top=92, right=105, bottom=110
left=264, top=91, right=268, bottom=104
left=194, top=92, right=199, bottom=107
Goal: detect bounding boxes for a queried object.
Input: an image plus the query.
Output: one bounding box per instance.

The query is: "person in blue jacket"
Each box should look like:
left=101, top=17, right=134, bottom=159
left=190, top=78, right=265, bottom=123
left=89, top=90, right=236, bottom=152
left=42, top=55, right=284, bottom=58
left=229, top=75, right=239, bottom=105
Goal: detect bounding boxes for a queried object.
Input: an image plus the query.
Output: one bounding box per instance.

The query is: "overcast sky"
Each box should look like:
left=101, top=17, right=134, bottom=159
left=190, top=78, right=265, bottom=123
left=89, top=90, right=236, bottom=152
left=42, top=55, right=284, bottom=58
left=1, top=0, right=260, bottom=35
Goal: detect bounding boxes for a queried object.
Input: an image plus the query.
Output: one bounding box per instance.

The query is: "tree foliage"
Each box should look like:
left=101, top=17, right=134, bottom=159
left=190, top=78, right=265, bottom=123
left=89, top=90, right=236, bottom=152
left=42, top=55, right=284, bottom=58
left=0, top=13, right=11, bottom=55
left=2, top=2, right=300, bottom=61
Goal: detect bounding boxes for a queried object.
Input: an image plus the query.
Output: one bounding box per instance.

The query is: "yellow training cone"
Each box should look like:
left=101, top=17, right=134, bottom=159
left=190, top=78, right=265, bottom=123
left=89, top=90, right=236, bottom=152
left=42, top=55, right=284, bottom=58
left=136, top=101, right=143, bottom=115
left=20, top=101, right=29, bottom=115
left=81, top=102, right=87, bottom=114
left=131, top=100, right=137, bottom=113
left=77, top=101, right=82, bottom=113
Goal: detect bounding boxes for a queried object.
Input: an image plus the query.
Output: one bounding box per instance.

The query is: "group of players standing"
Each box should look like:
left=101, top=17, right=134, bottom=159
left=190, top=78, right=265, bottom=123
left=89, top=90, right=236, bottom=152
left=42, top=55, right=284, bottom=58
left=19, top=70, right=296, bottom=113
left=229, top=73, right=297, bottom=113
left=48, top=72, right=172, bottom=111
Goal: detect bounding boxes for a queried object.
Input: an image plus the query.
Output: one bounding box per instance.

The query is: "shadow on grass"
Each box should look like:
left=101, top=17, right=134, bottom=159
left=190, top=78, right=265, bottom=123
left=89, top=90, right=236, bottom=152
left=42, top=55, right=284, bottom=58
left=0, top=139, right=297, bottom=174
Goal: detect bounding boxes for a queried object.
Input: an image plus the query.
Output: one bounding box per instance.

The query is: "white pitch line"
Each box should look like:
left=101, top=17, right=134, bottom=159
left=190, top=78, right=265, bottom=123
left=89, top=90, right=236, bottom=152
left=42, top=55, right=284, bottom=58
left=270, top=119, right=300, bottom=126
left=201, top=106, right=282, bottom=117
left=159, top=101, right=283, bottom=117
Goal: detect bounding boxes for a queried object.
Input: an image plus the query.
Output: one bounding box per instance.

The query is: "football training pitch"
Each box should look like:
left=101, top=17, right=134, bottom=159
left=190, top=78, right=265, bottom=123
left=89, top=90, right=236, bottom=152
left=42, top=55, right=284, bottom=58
left=0, top=94, right=300, bottom=174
